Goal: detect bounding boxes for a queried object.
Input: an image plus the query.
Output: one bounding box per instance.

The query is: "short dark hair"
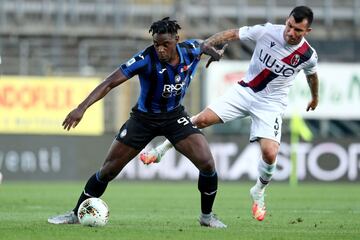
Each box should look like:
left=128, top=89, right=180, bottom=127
left=289, top=6, right=314, bottom=26
left=149, top=17, right=181, bottom=36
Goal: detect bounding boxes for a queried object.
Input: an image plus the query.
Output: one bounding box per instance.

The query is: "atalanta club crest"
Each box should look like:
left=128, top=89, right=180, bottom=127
left=120, top=129, right=127, bottom=138
left=175, top=75, right=181, bottom=83
left=290, top=54, right=300, bottom=66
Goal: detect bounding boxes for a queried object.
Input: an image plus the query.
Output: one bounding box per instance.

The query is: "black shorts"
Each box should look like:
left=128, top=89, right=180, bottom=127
left=115, top=106, right=202, bottom=150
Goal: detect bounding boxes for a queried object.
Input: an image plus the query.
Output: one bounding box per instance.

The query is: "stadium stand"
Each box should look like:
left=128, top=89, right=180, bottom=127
left=0, top=0, right=359, bottom=136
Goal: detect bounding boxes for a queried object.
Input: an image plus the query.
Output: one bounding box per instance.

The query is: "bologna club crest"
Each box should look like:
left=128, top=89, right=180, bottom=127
left=290, top=54, right=300, bottom=66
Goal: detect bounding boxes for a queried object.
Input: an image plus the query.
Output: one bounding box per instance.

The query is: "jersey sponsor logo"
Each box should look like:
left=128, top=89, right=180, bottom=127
left=270, top=41, right=276, bottom=48
left=162, top=82, right=186, bottom=98
left=259, top=49, right=295, bottom=77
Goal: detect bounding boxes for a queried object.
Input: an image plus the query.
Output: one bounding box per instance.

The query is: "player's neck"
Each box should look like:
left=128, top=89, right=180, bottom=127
left=168, top=52, right=180, bottom=66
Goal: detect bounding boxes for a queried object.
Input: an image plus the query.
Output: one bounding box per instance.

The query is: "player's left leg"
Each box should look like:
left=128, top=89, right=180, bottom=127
left=48, top=115, right=150, bottom=225
left=72, top=140, right=141, bottom=215
left=250, top=138, right=279, bottom=221
left=47, top=140, right=141, bottom=224
left=174, top=133, right=226, bottom=228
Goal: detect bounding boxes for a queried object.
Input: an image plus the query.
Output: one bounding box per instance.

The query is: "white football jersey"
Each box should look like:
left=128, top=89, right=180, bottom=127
left=238, top=22, right=318, bottom=110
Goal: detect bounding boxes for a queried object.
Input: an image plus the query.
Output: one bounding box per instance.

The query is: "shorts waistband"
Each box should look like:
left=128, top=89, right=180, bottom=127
left=131, top=105, right=185, bottom=120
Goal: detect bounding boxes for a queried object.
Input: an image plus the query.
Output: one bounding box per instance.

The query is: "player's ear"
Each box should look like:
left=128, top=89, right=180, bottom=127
left=175, top=35, right=179, bottom=42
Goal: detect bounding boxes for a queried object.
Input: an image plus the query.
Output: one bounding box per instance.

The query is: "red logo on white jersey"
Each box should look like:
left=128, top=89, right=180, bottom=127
left=290, top=54, right=300, bottom=66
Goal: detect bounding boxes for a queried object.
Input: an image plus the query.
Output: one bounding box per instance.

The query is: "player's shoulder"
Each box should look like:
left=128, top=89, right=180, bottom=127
left=123, top=46, right=153, bottom=70
left=141, top=45, right=155, bottom=58
left=303, top=38, right=316, bottom=50
left=133, top=45, right=155, bottom=64
left=255, top=22, right=281, bottom=30
left=246, top=22, right=283, bottom=37
left=178, top=39, right=201, bottom=49
left=303, top=38, right=317, bottom=54
left=304, top=38, right=318, bottom=61
left=262, top=22, right=285, bottom=33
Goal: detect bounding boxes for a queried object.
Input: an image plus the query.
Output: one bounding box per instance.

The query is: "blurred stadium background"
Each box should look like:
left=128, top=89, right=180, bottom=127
left=0, top=0, right=360, bottom=183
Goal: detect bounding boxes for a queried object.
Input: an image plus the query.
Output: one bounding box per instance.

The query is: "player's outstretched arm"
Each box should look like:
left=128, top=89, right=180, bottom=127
left=205, top=44, right=228, bottom=68
left=200, top=29, right=239, bottom=67
left=62, top=69, right=128, bottom=131
left=306, top=73, right=319, bottom=111
left=203, top=29, right=240, bottom=47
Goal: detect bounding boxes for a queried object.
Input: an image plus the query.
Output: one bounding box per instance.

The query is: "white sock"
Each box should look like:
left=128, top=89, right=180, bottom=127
left=255, top=158, right=277, bottom=191
left=200, top=212, right=212, bottom=219
left=155, top=139, right=173, bottom=156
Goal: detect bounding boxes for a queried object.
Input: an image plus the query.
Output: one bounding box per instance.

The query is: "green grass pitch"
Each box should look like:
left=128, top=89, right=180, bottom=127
left=0, top=181, right=359, bottom=240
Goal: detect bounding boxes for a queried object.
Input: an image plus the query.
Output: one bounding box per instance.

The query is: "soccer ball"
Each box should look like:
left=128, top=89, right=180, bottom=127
left=77, top=198, right=109, bottom=227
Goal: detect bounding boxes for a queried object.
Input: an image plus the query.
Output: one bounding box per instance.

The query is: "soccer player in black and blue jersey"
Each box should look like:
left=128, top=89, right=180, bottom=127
left=47, top=17, right=226, bottom=228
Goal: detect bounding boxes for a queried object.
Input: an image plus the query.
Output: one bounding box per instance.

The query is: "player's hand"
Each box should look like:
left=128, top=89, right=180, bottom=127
left=306, top=97, right=318, bottom=111
left=205, top=44, right=228, bottom=68
left=62, top=107, right=85, bottom=131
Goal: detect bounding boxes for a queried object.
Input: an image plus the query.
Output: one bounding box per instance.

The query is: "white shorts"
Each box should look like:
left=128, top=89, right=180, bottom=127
left=208, top=83, right=284, bottom=143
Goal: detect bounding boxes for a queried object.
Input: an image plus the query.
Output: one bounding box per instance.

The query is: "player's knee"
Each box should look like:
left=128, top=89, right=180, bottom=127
left=261, top=147, right=278, bottom=164
left=193, top=114, right=211, bottom=129
left=197, top=157, right=215, bottom=172
left=195, top=147, right=215, bottom=171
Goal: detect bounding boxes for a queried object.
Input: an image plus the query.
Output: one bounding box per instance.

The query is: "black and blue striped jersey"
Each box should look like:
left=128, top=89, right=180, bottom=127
left=120, top=39, right=202, bottom=113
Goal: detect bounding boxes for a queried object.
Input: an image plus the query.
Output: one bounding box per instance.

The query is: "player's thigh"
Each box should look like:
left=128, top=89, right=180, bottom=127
left=100, top=139, right=142, bottom=181
left=192, top=107, right=222, bottom=129
left=163, top=112, right=201, bottom=145
left=163, top=113, right=215, bottom=172
left=174, top=133, right=215, bottom=172
left=99, top=117, right=155, bottom=181
left=207, top=84, right=251, bottom=123
left=115, top=116, right=155, bottom=150
left=249, top=110, right=283, bottom=144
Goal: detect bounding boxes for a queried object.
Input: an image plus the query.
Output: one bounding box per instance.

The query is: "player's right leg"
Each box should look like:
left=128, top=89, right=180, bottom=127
left=174, top=133, right=226, bottom=228
left=47, top=211, right=79, bottom=224
left=48, top=140, right=140, bottom=224
left=140, top=108, right=222, bottom=165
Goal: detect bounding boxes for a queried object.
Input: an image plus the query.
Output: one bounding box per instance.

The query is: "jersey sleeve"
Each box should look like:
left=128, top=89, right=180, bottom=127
left=183, top=39, right=202, bottom=58
left=119, top=49, right=149, bottom=79
left=239, top=22, right=269, bottom=42
left=303, top=50, right=318, bottom=75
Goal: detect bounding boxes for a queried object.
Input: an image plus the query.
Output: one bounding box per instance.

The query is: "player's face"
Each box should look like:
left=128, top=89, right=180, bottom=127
left=284, top=16, right=312, bottom=45
left=153, top=33, right=179, bottom=62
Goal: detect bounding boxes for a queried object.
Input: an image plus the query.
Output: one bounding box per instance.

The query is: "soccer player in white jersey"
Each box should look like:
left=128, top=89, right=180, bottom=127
left=141, top=6, right=319, bottom=221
